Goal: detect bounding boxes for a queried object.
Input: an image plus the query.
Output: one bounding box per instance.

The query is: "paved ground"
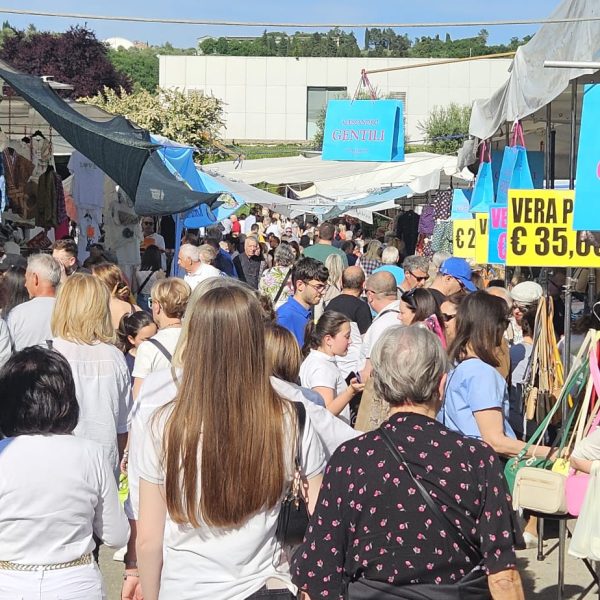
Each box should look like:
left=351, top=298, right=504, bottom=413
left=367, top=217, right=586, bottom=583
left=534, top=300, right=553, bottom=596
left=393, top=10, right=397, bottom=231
left=99, top=519, right=600, bottom=599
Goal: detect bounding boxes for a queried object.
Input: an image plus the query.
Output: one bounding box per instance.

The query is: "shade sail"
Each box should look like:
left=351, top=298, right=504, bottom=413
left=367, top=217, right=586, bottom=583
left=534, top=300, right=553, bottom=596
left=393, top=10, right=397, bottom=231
left=0, top=61, right=221, bottom=216
left=469, top=0, right=600, bottom=140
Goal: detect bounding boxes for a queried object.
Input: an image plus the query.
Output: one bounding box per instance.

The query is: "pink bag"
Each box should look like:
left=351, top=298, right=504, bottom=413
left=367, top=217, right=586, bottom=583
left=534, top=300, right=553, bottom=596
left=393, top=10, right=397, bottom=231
left=566, top=346, right=600, bottom=516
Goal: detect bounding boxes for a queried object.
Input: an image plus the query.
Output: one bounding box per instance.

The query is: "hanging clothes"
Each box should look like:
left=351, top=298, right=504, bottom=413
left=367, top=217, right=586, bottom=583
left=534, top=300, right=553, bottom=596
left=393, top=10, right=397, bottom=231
left=34, top=167, right=58, bottom=228
left=433, top=190, right=453, bottom=221
left=3, top=149, right=34, bottom=217
left=29, top=134, right=55, bottom=182
left=395, top=209, right=420, bottom=256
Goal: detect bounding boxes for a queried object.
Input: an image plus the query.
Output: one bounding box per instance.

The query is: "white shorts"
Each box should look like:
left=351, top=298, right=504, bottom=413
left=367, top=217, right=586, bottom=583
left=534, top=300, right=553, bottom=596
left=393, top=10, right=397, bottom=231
left=0, top=561, right=104, bottom=600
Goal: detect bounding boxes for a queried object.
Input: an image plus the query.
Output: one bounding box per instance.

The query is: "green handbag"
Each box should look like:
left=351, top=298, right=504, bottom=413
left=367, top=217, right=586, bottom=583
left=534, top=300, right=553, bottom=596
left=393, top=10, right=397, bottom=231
left=504, top=359, right=588, bottom=493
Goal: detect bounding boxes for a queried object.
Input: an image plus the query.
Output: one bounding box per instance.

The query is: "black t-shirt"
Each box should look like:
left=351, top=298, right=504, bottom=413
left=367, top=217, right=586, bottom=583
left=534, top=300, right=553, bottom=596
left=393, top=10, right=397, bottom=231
left=325, top=293, right=372, bottom=334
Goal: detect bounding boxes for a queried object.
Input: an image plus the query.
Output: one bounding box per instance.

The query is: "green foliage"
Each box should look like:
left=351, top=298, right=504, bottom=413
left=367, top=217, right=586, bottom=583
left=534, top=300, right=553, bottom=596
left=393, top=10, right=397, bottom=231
left=364, top=28, right=410, bottom=57
left=200, top=29, right=360, bottom=58
left=108, top=47, right=158, bottom=92
left=80, top=87, right=224, bottom=160
left=418, top=103, right=472, bottom=154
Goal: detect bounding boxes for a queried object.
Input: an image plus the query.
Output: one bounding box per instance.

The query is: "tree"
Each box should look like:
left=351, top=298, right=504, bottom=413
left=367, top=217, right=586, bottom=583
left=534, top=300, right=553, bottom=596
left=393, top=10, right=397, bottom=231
left=108, top=47, right=158, bottom=92
left=80, top=87, right=224, bottom=160
left=0, top=26, right=131, bottom=98
left=417, top=103, right=472, bottom=154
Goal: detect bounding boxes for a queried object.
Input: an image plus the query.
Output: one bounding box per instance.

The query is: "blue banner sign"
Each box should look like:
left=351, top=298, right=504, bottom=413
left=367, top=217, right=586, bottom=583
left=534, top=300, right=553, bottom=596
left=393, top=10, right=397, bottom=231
left=573, top=84, right=600, bottom=230
left=322, top=99, right=404, bottom=162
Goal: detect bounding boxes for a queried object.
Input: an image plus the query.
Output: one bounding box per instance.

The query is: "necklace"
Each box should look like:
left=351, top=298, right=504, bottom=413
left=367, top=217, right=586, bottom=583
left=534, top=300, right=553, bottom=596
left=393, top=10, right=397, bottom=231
left=161, top=322, right=181, bottom=330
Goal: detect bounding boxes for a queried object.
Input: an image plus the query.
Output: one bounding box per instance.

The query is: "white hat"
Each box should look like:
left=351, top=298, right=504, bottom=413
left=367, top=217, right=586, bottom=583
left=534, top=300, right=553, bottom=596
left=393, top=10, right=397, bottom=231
left=511, top=281, right=543, bottom=305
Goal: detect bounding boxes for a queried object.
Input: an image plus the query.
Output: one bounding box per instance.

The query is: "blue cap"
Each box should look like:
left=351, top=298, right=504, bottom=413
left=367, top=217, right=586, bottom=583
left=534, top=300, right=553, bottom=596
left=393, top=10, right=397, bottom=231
left=439, top=257, right=476, bottom=292
left=373, top=265, right=405, bottom=287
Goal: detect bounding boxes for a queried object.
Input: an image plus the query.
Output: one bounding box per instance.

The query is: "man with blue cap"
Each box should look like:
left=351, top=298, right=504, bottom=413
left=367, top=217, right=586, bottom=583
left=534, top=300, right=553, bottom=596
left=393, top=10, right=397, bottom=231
left=428, top=257, right=477, bottom=307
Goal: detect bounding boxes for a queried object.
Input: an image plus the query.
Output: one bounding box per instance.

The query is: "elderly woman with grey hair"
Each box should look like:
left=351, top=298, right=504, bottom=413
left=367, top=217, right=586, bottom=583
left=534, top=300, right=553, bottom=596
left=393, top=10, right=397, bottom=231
left=258, top=242, right=296, bottom=309
left=293, top=325, right=524, bottom=600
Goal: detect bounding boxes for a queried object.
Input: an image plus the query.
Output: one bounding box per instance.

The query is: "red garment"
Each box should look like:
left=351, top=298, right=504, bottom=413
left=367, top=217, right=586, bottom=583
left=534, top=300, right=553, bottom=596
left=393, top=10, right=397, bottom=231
left=232, top=221, right=241, bottom=234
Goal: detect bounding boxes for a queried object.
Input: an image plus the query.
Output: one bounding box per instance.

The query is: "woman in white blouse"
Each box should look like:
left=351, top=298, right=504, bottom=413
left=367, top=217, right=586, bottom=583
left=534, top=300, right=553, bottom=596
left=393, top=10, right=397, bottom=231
left=135, top=284, right=325, bottom=600
left=300, top=311, right=365, bottom=424
left=0, top=346, right=128, bottom=599
left=51, top=274, right=131, bottom=480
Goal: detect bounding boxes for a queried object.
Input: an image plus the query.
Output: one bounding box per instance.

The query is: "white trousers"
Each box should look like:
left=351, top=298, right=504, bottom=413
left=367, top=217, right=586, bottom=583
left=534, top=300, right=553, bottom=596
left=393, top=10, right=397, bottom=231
left=0, top=561, right=104, bottom=600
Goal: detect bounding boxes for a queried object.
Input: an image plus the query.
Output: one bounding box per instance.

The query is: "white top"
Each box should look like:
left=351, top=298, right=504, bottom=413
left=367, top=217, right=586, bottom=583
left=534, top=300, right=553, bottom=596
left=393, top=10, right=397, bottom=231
left=299, top=349, right=350, bottom=424
left=52, top=339, right=131, bottom=477
left=132, top=327, right=181, bottom=378
left=184, top=264, right=223, bottom=290
left=358, top=299, right=401, bottom=369
left=135, top=269, right=163, bottom=295
left=68, top=151, right=105, bottom=210
left=7, top=296, right=56, bottom=351
left=0, top=317, right=11, bottom=369
left=131, top=369, right=325, bottom=600
left=0, top=435, right=129, bottom=564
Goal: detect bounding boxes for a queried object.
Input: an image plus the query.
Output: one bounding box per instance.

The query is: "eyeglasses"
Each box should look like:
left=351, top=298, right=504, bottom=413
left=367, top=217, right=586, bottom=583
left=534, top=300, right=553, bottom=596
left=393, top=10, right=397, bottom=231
left=442, top=313, right=456, bottom=322
left=148, top=298, right=158, bottom=308
left=303, top=280, right=329, bottom=294
left=401, top=289, right=418, bottom=310
left=408, top=270, right=428, bottom=283
left=512, top=303, right=528, bottom=312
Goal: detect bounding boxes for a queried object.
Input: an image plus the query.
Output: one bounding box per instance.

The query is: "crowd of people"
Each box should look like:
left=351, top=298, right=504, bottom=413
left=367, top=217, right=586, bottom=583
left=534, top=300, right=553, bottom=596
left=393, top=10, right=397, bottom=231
left=0, top=209, right=585, bottom=600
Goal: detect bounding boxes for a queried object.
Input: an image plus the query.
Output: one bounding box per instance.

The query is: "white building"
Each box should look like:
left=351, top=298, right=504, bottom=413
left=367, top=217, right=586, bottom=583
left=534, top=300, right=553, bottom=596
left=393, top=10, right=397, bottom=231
left=158, top=55, right=512, bottom=144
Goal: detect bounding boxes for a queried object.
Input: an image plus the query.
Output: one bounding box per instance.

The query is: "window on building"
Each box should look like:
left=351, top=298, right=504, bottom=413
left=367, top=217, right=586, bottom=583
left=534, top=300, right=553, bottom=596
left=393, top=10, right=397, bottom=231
left=388, top=91, right=407, bottom=111
left=306, top=87, right=347, bottom=141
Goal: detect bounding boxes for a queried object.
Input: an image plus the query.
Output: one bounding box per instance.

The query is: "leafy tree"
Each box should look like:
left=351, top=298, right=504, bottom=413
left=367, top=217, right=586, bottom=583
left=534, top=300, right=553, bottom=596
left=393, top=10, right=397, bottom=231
left=80, top=87, right=224, bottom=160
left=0, top=26, right=131, bottom=98
left=108, top=47, right=158, bottom=92
left=417, top=103, right=472, bottom=154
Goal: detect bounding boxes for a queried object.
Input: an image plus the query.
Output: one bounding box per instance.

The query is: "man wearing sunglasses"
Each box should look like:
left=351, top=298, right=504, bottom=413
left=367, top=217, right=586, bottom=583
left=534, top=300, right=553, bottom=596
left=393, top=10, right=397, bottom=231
left=399, top=255, right=430, bottom=293
left=429, top=257, right=477, bottom=307
left=276, top=257, right=329, bottom=346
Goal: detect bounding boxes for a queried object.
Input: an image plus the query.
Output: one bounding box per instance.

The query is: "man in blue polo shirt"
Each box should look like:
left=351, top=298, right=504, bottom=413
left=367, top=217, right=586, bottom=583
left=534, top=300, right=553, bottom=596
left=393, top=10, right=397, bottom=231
left=276, top=257, right=329, bottom=347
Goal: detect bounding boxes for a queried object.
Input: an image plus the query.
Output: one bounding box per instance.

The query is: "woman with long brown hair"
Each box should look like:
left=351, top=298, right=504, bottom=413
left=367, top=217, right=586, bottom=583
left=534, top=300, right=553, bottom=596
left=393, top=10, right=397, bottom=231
left=135, top=284, right=325, bottom=600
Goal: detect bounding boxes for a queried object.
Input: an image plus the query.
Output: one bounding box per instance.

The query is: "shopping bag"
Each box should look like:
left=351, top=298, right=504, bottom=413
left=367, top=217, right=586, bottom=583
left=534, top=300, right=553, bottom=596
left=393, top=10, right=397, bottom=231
left=569, top=461, right=600, bottom=560
left=470, top=143, right=495, bottom=213
left=450, top=188, right=473, bottom=220
left=496, top=122, right=534, bottom=206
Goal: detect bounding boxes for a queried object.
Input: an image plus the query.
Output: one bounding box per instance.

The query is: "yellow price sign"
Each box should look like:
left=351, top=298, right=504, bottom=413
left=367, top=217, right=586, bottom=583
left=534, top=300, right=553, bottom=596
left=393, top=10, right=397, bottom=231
left=453, top=219, right=477, bottom=259
left=475, top=214, right=489, bottom=264
left=506, top=189, right=600, bottom=267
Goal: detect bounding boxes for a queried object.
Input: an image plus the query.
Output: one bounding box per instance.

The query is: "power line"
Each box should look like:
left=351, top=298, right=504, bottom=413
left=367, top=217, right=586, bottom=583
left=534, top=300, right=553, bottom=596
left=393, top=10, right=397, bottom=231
left=0, top=8, right=599, bottom=29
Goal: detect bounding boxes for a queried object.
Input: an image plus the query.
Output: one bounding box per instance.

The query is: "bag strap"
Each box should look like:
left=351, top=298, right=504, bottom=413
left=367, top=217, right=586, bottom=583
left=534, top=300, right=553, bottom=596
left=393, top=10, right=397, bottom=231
left=378, top=426, right=482, bottom=566
left=293, top=401, right=306, bottom=468
left=147, top=338, right=173, bottom=363
left=138, top=268, right=157, bottom=294
left=273, top=267, right=292, bottom=305
left=511, top=121, right=526, bottom=148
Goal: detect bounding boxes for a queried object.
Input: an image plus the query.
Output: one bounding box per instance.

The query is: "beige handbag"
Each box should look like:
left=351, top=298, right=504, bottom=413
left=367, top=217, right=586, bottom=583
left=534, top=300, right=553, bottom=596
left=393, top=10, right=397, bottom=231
left=512, top=467, right=568, bottom=514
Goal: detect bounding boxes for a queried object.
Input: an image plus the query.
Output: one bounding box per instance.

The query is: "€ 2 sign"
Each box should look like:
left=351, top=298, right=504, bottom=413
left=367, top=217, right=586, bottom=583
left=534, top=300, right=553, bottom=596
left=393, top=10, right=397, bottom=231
left=453, top=219, right=477, bottom=259
left=506, top=189, right=600, bottom=267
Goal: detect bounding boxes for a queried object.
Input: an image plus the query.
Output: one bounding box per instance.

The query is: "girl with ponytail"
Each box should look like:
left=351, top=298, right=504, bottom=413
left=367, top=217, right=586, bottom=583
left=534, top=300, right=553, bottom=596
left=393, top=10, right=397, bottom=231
left=299, top=311, right=364, bottom=424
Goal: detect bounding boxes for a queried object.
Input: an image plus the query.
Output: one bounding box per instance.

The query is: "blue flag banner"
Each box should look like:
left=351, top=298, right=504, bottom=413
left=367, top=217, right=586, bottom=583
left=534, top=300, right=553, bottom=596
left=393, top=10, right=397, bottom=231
left=573, top=84, right=600, bottom=230
left=322, top=99, right=404, bottom=162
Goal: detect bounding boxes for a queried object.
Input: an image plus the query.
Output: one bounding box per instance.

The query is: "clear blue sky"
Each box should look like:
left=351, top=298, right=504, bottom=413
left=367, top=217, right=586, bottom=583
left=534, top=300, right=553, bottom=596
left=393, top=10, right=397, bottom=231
left=0, top=1, right=563, bottom=47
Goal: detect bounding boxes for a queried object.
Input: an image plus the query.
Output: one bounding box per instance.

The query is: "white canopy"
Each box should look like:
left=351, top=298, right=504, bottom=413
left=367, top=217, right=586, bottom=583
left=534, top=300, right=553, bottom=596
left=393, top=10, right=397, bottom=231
left=207, top=152, right=469, bottom=201
left=469, top=0, right=600, bottom=140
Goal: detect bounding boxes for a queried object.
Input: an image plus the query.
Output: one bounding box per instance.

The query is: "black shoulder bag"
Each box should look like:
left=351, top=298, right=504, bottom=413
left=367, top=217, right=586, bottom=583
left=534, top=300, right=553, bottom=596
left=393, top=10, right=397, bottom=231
left=272, top=267, right=292, bottom=305
left=275, top=401, right=309, bottom=546
left=344, top=427, right=490, bottom=600
left=147, top=338, right=173, bottom=363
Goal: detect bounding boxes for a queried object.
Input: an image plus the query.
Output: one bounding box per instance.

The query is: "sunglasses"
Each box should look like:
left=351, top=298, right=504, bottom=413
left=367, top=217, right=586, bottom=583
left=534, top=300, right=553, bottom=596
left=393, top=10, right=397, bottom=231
left=442, top=313, right=456, bottom=322
left=142, top=220, right=154, bottom=226
left=408, top=270, right=428, bottom=283
left=401, top=289, right=418, bottom=309
left=148, top=297, right=158, bottom=308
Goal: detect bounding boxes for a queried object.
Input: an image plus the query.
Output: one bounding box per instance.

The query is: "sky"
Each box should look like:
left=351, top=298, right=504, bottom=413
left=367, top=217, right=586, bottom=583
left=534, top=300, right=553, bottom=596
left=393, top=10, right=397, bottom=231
left=0, top=1, right=563, bottom=48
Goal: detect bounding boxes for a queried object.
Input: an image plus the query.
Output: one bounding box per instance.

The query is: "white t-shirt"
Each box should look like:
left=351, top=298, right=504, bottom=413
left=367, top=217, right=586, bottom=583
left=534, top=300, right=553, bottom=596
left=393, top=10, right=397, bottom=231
left=0, top=317, right=11, bottom=369
left=0, top=435, right=129, bottom=564
left=7, top=296, right=56, bottom=351
left=132, top=327, right=181, bottom=379
left=358, top=300, right=401, bottom=370
left=52, top=339, right=131, bottom=478
left=67, top=151, right=105, bottom=210
left=299, top=349, right=350, bottom=424
left=184, top=264, right=223, bottom=290
left=131, top=370, right=325, bottom=600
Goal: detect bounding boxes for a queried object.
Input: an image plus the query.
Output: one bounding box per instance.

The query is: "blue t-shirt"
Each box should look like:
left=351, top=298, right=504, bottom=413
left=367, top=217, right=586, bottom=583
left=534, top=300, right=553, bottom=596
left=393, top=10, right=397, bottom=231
left=438, top=358, right=516, bottom=441
left=276, top=297, right=311, bottom=347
